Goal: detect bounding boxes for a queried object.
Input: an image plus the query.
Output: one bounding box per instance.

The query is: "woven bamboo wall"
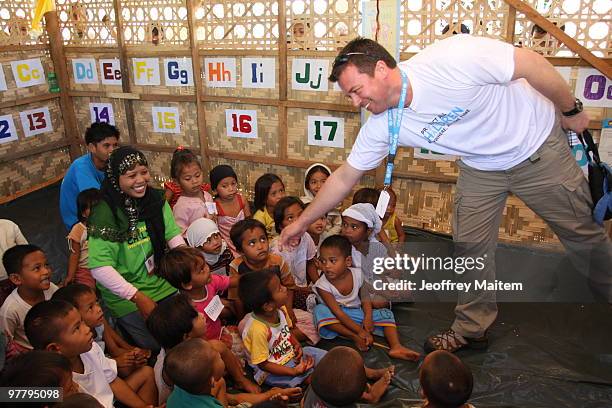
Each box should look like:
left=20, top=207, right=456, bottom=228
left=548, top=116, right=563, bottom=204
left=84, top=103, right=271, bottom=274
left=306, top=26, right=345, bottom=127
left=1, top=0, right=609, bottom=245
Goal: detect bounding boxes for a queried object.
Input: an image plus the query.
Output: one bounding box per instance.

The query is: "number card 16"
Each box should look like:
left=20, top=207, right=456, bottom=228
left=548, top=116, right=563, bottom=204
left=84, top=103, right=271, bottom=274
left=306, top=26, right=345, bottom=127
left=225, top=109, right=258, bottom=139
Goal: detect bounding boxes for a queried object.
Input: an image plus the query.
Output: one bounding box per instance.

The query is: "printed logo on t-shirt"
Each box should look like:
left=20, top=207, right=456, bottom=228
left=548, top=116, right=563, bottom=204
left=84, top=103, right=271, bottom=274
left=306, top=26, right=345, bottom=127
left=127, top=225, right=150, bottom=249
left=269, top=325, right=294, bottom=365
left=420, top=107, right=470, bottom=143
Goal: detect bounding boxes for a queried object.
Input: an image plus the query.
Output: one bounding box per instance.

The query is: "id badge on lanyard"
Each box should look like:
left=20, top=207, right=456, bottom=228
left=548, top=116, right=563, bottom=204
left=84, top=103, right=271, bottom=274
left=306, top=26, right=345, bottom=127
left=377, top=71, right=409, bottom=218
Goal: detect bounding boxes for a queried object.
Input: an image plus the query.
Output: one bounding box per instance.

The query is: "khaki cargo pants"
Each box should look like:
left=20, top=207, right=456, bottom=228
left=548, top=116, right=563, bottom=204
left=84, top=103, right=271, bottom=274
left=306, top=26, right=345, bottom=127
left=451, top=119, right=612, bottom=338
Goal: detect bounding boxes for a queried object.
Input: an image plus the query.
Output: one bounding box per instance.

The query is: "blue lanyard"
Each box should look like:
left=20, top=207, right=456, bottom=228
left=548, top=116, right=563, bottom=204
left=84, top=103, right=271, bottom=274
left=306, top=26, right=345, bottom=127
left=384, top=71, right=408, bottom=186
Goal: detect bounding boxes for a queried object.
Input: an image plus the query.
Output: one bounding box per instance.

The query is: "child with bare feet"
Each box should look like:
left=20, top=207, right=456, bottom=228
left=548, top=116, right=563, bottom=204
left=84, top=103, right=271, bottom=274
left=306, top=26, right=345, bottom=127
left=313, top=235, right=420, bottom=361
left=302, top=346, right=395, bottom=406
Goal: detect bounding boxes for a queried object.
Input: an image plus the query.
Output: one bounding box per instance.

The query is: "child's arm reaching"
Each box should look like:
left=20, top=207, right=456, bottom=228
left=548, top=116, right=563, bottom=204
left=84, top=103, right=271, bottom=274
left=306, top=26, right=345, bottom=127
left=306, top=259, right=319, bottom=284
left=258, top=355, right=314, bottom=377
left=395, top=216, right=406, bottom=243
left=64, top=239, right=80, bottom=286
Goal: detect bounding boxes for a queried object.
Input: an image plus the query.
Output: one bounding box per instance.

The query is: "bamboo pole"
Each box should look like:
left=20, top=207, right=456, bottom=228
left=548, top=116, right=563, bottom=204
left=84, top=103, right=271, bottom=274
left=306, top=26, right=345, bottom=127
left=44, top=11, right=82, bottom=161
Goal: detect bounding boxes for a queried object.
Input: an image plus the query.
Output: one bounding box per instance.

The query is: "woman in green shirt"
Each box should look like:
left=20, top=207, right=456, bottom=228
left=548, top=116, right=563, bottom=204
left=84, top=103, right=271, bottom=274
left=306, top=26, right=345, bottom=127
left=89, top=146, right=184, bottom=351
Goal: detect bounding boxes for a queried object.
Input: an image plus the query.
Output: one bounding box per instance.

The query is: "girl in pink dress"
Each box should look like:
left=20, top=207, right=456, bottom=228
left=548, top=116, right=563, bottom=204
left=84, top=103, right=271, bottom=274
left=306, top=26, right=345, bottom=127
left=209, top=165, right=251, bottom=257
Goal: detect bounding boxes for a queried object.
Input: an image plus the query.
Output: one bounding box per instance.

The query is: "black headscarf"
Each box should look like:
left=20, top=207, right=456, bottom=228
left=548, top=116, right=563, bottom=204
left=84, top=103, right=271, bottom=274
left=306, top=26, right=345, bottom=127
left=94, top=146, right=167, bottom=266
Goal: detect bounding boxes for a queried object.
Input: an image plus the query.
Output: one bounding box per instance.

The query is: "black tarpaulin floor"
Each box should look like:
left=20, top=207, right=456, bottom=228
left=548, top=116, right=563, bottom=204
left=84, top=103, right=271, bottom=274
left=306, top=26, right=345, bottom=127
left=1, top=183, right=611, bottom=407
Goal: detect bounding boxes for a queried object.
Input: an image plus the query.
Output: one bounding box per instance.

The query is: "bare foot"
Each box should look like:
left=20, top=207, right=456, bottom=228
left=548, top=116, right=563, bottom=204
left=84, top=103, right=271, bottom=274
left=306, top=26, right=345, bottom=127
left=361, top=370, right=392, bottom=403
left=388, top=345, right=420, bottom=361
left=365, top=365, right=395, bottom=380
left=235, top=376, right=261, bottom=393
left=351, top=333, right=370, bottom=352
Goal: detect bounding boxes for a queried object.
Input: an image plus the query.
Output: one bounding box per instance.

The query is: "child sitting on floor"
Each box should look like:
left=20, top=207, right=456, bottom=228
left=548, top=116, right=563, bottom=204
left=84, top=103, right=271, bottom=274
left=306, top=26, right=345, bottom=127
left=252, top=174, right=286, bottom=238
left=164, top=148, right=211, bottom=209
left=306, top=209, right=329, bottom=252
left=380, top=187, right=406, bottom=243
left=25, top=300, right=157, bottom=408
left=229, top=219, right=319, bottom=345
left=301, top=163, right=342, bottom=235
left=0, top=244, right=58, bottom=358
left=418, top=350, right=475, bottom=408
left=186, top=218, right=234, bottom=277
left=157, top=246, right=240, bottom=342
left=0, top=350, right=80, bottom=399
left=64, top=189, right=100, bottom=287
left=169, top=147, right=216, bottom=233
left=52, top=284, right=151, bottom=378
left=145, top=293, right=259, bottom=404
left=313, top=235, right=419, bottom=360
left=164, top=338, right=300, bottom=408
left=210, top=164, right=251, bottom=257
left=302, top=346, right=395, bottom=406
left=271, top=197, right=318, bottom=309
left=239, top=270, right=327, bottom=388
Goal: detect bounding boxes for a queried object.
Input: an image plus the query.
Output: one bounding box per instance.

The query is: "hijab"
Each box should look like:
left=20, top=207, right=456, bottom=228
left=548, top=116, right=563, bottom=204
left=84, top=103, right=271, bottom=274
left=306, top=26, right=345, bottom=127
left=342, top=203, right=382, bottom=241
left=185, top=218, right=227, bottom=265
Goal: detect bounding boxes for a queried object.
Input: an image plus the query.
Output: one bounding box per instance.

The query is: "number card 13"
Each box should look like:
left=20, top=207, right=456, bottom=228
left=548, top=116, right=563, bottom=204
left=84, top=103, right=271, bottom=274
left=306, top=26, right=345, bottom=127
left=19, top=107, right=53, bottom=138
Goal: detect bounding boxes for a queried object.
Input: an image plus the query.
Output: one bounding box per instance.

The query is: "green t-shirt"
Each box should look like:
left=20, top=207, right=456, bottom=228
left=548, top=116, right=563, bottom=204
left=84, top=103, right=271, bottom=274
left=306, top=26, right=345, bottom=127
left=88, top=200, right=180, bottom=317
left=167, top=386, right=223, bottom=408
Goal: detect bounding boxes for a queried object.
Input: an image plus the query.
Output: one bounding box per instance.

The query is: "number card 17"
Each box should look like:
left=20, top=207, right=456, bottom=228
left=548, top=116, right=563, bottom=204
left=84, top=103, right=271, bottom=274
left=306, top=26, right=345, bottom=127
left=307, top=116, right=344, bottom=148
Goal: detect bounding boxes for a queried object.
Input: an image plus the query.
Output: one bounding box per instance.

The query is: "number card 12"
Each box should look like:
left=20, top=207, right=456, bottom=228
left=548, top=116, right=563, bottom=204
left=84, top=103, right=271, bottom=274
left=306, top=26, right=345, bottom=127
left=0, top=115, right=18, bottom=144
left=19, top=107, right=52, bottom=138
left=307, top=116, right=344, bottom=148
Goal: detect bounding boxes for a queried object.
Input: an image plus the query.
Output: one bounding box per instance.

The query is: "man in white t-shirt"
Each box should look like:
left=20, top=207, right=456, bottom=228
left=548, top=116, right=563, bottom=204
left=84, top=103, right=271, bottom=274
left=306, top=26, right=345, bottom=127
left=280, top=35, right=612, bottom=353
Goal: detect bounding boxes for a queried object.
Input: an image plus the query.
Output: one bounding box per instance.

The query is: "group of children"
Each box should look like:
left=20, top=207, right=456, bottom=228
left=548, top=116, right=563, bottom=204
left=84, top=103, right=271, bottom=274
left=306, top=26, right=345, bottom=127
left=0, top=146, right=476, bottom=408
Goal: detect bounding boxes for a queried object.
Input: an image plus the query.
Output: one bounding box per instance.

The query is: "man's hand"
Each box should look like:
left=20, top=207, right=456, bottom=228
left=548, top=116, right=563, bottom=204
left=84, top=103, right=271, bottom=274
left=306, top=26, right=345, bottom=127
left=278, top=221, right=306, bottom=251
left=561, top=111, right=590, bottom=134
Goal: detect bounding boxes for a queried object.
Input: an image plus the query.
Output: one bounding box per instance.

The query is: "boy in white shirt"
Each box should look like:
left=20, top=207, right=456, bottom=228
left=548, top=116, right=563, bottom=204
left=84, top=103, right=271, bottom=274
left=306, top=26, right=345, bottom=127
left=24, top=299, right=157, bottom=408
left=0, top=244, right=58, bottom=358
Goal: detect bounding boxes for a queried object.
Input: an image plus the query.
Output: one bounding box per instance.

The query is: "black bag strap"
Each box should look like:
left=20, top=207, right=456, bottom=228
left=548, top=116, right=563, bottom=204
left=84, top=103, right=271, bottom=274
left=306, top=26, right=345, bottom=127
left=576, top=130, right=602, bottom=165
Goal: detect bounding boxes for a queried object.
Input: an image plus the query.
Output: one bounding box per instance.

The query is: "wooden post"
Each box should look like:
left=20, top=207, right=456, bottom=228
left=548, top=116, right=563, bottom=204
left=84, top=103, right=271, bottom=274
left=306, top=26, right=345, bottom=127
left=186, top=0, right=211, bottom=173
left=505, top=5, right=516, bottom=44
left=278, top=0, right=288, bottom=161
left=112, top=0, right=138, bottom=145
left=503, top=0, right=612, bottom=78
left=44, top=11, right=81, bottom=160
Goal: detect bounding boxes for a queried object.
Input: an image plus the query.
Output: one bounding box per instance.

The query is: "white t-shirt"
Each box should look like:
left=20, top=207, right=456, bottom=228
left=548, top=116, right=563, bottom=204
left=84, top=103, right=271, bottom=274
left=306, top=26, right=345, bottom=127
left=347, top=35, right=556, bottom=172
left=0, top=283, right=58, bottom=349
left=313, top=267, right=363, bottom=308
left=154, top=348, right=173, bottom=404
left=0, top=219, right=28, bottom=280
left=271, top=232, right=317, bottom=287
left=72, top=342, right=118, bottom=408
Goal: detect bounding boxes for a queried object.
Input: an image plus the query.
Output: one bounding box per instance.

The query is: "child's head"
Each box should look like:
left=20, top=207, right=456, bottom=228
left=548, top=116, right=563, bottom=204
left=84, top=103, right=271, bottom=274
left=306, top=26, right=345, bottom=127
left=170, top=147, right=203, bottom=196
left=76, top=188, right=101, bottom=223
left=309, top=346, right=367, bottom=406
left=254, top=173, right=285, bottom=212
left=56, top=393, right=105, bottom=408
left=318, top=235, right=352, bottom=280
left=352, top=187, right=380, bottom=207
left=419, top=350, right=473, bottom=408
left=304, top=163, right=331, bottom=198
left=3, top=244, right=52, bottom=292
left=230, top=219, right=269, bottom=262
left=157, top=246, right=211, bottom=291
left=238, top=270, right=287, bottom=314
left=146, top=293, right=206, bottom=350
left=24, top=300, right=93, bottom=357
left=307, top=213, right=327, bottom=238
left=186, top=218, right=224, bottom=255
left=273, top=196, right=305, bottom=234
left=164, top=338, right=225, bottom=395
left=209, top=164, right=238, bottom=199
left=341, top=203, right=381, bottom=244
left=52, top=284, right=104, bottom=330
left=0, top=350, right=80, bottom=402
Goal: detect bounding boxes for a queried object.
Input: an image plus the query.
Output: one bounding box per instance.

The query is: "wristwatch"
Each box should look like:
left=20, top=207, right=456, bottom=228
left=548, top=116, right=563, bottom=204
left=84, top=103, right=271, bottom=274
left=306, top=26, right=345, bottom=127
left=562, top=98, right=583, bottom=117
